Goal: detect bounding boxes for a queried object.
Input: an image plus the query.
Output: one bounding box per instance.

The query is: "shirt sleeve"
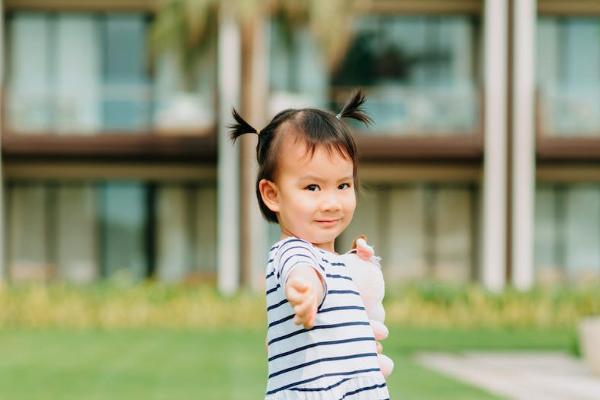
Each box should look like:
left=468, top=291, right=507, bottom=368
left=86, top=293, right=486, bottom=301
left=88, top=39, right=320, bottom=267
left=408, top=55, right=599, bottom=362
left=275, top=238, right=328, bottom=306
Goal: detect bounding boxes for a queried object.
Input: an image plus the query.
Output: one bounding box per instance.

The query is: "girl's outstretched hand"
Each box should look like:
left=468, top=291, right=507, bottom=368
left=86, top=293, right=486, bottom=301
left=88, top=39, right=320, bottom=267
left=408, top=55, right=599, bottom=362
left=285, top=266, right=324, bottom=329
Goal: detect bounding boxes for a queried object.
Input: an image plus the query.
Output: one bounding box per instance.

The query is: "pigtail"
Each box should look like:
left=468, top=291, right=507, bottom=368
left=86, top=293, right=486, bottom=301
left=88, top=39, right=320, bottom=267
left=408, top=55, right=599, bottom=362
left=337, top=89, right=373, bottom=126
left=229, top=108, right=258, bottom=143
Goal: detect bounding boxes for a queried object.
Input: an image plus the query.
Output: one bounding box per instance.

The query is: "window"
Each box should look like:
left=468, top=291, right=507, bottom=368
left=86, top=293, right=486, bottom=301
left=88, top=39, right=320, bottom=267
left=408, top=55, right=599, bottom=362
left=5, top=181, right=217, bottom=284
left=332, top=16, right=481, bottom=135
left=98, top=183, right=148, bottom=280
left=269, top=19, right=330, bottom=111
left=338, top=183, right=478, bottom=283
left=269, top=15, right=481, bottom=135
left=535, top=184, right=600, bottom=284
left=537, top=16, right=600, bottom=136
left=5, top=12, right=216, bottom=134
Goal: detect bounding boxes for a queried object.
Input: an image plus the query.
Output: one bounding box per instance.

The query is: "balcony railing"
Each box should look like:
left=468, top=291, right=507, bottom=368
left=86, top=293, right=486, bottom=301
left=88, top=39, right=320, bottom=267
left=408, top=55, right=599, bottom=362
left=5, top=84, right=216, bottom=136
left=539, top=84, right=600, bottom=137
left=330, top=83, right=480, bottom=136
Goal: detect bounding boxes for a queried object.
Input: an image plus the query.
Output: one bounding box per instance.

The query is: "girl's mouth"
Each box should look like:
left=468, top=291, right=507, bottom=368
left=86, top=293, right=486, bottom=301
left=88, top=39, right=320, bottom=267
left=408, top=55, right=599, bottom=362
left=315, top=219, right=340, bottom=227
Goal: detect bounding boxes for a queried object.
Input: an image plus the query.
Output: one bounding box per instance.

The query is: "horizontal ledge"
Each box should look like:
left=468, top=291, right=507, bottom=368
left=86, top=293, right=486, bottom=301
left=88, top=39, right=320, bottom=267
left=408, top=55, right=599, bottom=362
left=359, top=162, right=481, bottom=183
left=538, top=0, right=600, bottom=15
left=3, top=161, right=217, bottom=181
left=537, top=163, right=600, bottom=182
left=355, top=0, right=482, bottom=15
left=356, top=133, right=483, bottom=162
left=537, top=136, right=600, bottom=161
left=7, top=0, right=483, bottom=14
left=4, top=0, right=157, bottom=11
left=2, top=130, right=217, bottom=162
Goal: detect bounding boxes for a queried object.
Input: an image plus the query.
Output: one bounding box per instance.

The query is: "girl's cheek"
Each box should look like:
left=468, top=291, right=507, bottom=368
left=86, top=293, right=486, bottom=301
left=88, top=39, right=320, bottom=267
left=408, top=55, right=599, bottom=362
left=345, top=190, right=357, bottom=206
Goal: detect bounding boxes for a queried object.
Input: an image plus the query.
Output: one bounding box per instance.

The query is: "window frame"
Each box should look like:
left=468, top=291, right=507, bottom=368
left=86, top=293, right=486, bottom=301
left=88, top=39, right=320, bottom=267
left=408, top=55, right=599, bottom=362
left=334, top=7, right=485, bottom=162
left=1, top=7, right=218, bottom=161
left=535, top=3, right=600, bottom=159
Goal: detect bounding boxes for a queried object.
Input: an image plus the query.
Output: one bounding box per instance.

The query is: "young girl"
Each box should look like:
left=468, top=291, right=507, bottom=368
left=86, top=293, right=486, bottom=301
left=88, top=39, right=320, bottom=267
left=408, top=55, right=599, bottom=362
left=230, top=91, right=390, bottom=399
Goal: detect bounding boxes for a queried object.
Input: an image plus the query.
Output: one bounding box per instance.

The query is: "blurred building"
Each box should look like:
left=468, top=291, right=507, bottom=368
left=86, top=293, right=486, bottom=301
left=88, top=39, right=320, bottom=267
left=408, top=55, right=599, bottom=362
left=0, top=0, right=598, bottom=291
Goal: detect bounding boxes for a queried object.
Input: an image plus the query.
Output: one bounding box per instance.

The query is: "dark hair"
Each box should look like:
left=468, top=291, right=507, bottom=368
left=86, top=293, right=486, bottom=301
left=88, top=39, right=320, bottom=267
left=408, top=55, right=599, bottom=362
left=229, top=90, right=372, bottom=223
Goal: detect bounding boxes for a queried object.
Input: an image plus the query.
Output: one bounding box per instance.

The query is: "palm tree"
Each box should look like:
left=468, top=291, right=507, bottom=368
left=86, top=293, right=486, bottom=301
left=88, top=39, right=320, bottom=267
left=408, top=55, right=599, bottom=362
left=149, top=0, right=359, bottom=90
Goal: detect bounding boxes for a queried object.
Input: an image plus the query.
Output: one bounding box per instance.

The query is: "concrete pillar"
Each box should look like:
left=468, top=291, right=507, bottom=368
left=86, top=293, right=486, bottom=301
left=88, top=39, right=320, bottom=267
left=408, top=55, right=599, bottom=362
left=482, top=0, right=508, bottom=291
left=239, top=13, right=269, bottom=292
left=0, top=0, right=5, bottom=284
left=217, top=3, right=241, bottom=295
left=512, top=0, right=536, bottom=290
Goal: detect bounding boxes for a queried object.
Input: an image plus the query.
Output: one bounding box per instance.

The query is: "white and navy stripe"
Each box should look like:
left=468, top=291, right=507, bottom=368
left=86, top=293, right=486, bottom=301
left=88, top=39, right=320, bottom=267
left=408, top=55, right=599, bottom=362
left=265, top=237, right=389, bottom=399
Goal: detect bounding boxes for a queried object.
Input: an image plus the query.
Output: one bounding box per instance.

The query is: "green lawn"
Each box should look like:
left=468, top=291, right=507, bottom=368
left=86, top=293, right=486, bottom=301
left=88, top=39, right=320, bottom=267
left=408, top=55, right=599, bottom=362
left=0, top=327, right=575, bottom=399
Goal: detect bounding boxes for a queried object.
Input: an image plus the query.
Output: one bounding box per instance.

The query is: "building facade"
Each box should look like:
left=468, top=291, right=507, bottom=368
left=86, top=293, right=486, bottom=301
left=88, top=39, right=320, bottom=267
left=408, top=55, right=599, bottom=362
left=0, top=0, right=599, bottom=292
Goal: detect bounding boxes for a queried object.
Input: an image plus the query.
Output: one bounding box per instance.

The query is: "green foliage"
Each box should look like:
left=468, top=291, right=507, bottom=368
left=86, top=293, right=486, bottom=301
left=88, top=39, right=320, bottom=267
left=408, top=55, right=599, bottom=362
left=149, top=0, right=220, bottom=89
left=385, top=282, right=600, bottom=329
left=149, top=0, right=358, bottom=89
left=0, top=282, right=598, bottom=330
left=0, top=282, right=265, bottom=329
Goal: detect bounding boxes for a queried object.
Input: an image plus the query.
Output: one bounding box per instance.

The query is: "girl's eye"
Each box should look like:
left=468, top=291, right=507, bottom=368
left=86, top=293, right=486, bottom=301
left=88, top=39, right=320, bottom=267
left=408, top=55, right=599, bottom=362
left=305, top=184, right=320, bottom=192
left=338, top=183, right=351, bottom=190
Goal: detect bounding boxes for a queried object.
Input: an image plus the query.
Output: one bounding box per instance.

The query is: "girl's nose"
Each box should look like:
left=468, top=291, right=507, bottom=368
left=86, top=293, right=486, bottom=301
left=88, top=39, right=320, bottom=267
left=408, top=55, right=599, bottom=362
left=320, top=192, right=341, bottom=212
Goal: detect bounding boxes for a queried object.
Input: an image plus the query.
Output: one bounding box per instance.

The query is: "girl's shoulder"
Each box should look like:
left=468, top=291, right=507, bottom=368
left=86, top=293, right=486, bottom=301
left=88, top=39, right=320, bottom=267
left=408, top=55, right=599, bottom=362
left=269, top=236, right=315, bottom=255
left=269, top=237, right=345, bottom=264
left=268, top=236, right=332, bottom=267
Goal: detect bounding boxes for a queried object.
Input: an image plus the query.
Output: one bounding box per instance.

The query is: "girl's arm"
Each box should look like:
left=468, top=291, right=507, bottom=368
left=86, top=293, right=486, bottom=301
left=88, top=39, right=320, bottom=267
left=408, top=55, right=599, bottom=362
left=284, top=265, right=325, bottom=329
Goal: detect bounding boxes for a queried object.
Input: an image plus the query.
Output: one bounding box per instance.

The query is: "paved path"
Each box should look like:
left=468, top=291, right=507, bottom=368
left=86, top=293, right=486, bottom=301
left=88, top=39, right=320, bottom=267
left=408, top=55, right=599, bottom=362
left=416, top=351, right=600, bottom=400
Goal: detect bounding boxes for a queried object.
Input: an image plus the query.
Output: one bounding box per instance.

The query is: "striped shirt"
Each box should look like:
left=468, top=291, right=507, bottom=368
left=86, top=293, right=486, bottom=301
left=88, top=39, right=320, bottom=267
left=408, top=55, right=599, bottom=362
left=265, top=237, right=389, bottom=399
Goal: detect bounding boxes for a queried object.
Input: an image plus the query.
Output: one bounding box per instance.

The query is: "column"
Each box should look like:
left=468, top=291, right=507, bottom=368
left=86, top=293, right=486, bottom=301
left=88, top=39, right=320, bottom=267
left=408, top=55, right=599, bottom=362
left=0, top=0, right=5, bottom=284
left=482, top=0, right=508, bottom=291
left=512, top=0, right=537, bottom=290
left=240, top=13, right=269, bottom=291
left=217, top=3, right=241, bottom=295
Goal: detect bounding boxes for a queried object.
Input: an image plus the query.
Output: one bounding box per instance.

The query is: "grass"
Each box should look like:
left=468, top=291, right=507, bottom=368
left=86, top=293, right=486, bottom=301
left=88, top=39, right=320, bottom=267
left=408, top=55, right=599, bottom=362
left=0, top=326, right=576, bottom=400
left=0, top=283, right=590, bottom=398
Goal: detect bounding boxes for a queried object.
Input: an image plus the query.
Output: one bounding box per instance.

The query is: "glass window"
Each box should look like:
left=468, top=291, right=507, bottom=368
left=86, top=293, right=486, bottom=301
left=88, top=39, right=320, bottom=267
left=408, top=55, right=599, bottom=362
left=156, top=185, right=217, bottom=282
left=56, top=185, right=98, bottom=283
left=269, top=15, right=481, bottom=135
left=333, top=16, right=480, bottom=135
left=55, top=14, right=102, bottom=133
left=7, top=13, right=53, bottom=132
left=98, top=183, right=148, bottom=281
left=6, top=183, right=52, bottom=281
left=338, top=183, right=478, bottom=283
left=537, top=17, right=600, bottom=136
left=101, top=14, right=151, bottom=131
left=191, top=186, right=218, bottom=277
left=4, top=181, right=218, bottom=284
left=535, top=184, right=600, bottom=284
left=269, top=20, right=329, bottom=110
left=5, top=12, right=216, bottom=134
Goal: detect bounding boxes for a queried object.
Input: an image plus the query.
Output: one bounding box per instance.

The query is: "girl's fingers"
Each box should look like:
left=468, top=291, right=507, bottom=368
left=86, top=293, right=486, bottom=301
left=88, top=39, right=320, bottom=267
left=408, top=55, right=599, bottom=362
left=295, top=308, right=315, bottom=329
left=286, top=279, right=313, bottom=306
left=293, top=295, right=317, bottom=327
left=294, top=294, right=315, bottom=318
left=289, top=278, right=309, bottom=293
left=286, top=279, right=311, bottom=305
left=286, top=288, right=303, bottom=305
left=304, top=313, right=315, bottom=329
left=376, top=341, right=383, bottom=354
left=286, top=276, right=318, bottom=328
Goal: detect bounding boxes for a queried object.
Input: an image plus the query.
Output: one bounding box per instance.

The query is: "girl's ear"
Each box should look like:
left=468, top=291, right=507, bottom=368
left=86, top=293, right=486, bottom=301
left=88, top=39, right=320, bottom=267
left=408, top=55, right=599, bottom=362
left=259, top=179, right=280, bottom=213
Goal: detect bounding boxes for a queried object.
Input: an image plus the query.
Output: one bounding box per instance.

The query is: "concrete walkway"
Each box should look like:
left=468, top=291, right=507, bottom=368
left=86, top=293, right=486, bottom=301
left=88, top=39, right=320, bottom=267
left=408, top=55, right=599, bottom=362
left=416, top=352, right=600, bottom=400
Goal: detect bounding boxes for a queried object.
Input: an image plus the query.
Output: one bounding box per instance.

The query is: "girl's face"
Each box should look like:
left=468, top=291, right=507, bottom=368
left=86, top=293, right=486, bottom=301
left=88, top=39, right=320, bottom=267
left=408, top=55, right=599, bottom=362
left=260, top=134, right=356, bottom=253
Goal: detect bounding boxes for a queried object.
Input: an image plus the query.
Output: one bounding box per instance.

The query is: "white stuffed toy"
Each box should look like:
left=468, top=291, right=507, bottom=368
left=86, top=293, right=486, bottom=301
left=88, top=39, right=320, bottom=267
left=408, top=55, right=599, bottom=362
left=339, top=236, right=394, bottom=378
